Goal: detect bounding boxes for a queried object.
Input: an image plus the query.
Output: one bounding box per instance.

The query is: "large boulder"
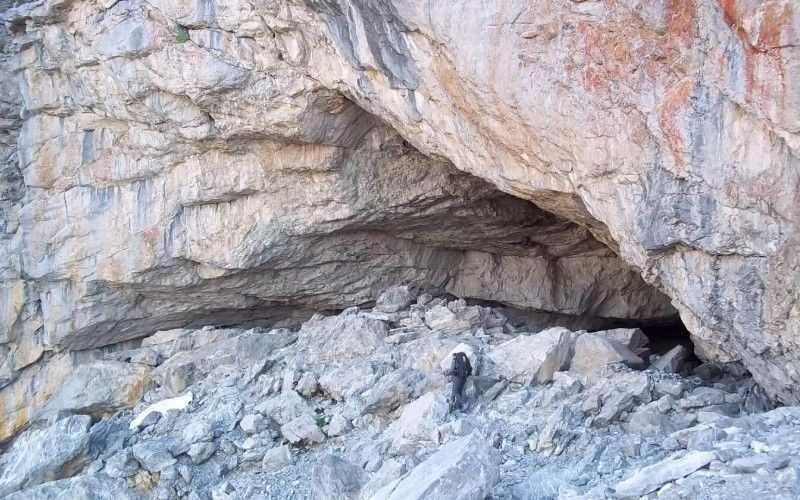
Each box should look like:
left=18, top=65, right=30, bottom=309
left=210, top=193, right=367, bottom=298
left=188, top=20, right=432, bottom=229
left=651, top=345, right=690, bottom=373
left=569, top=333, right=644, bottom=383
left=0, top=415, right=92, bottom=496
left=256, top=390, right=310, bottom=425
left=309, top=454, right=367, bottom=500
left=424, top=306, right=473, bottom=334
left=262, top=444, right=294, bottom=472
left=361, top=368, right=422, bottom=415
left=488, top=328, right=574, bottom=385
left=593, top=328, right=649, bottom=352
left=375, top=286, right=414, bottom=313
left=614, top=451, right=716, bottom=498
left=5, top=474, right=144, bottom=500
left=298, top=312, right=388, bottom=364
left=149, top=329, right=296, bottom=395
left=387, top=392, right=449, bottom=452
left=131, top=441, right=177, bottom=473
left=178, top=397, right=243, bottom=451
left=280, top=414, right=326, bottom=444
left=40, top=360, right=149, bottom=418
left=369, top=433, right=500, bottom=500
left=318, top=359, right=377, bottom=402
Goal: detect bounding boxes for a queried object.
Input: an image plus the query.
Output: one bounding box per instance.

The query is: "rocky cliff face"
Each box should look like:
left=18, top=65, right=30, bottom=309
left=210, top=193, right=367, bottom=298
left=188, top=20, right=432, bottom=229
left=0, top=0, right=798, bottom=437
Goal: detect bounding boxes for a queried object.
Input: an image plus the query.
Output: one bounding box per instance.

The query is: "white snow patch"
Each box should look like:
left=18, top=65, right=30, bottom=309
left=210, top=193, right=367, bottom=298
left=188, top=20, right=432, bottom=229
left=129, top=391, right=193, bottom=429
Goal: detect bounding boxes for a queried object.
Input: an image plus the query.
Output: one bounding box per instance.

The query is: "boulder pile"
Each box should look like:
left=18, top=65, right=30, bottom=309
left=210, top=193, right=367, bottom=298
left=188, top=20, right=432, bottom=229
left=0, top=286, right=798, bottom=499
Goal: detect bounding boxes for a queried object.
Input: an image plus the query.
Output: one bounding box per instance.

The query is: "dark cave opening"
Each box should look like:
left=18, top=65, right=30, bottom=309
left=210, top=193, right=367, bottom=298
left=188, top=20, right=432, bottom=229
left=640, top=320, right=696, bottom=357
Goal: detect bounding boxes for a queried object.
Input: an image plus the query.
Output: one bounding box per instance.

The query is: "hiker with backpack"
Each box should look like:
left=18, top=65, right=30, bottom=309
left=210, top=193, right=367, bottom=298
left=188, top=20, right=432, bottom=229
left=448, top=351, right=473, bottom=412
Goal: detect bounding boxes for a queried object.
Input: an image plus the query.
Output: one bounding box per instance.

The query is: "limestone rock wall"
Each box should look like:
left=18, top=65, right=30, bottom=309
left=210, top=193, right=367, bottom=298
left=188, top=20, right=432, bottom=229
left=0, top=0, right=799, bottom=406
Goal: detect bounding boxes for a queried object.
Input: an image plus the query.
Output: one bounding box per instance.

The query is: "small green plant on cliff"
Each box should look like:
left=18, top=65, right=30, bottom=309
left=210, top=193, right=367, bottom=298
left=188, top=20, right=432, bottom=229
left=315, top=416, right=326, bottom=428
left=175, top=26, right=190, bottom=43
left=654, top=27, right=667, bottom=37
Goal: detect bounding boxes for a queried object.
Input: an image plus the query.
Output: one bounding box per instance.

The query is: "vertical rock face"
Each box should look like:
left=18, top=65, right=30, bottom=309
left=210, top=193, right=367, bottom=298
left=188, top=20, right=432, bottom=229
left=0, top=0, right=798, bottom=405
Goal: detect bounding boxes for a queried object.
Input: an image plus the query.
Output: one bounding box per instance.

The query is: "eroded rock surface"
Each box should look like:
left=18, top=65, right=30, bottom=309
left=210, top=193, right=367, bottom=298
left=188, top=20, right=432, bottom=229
left=1, top=0, right=799, bottom=417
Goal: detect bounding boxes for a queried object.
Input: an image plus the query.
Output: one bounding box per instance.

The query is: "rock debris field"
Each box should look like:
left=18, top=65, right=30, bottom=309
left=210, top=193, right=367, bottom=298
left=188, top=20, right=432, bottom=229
left=1, top=286, right=799, bottom=499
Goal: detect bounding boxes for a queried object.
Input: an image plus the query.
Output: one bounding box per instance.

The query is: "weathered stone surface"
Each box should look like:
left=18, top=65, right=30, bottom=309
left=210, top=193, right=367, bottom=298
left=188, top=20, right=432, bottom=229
left=239, top=413, right=266, bottom=435
left=149, top=329, right=295, bottom=396
left=387, top=391, right=449, bottom=452
left=1, top=0, right=800, bottom=445
left=309, top=454, right=366, bottom=500
left=41, top=360, right=149, bottom=418
left=327, top=414, right=351, bottom=437
left=295, top=372, right=319, bottom=398
left=319, top=359, right=376, bottom=402
left=375, top=286, right=413, bottom=313
left=488, top=328, right=574, bottom=385
left=262, top=444, right=294, bottom=471
left=370, top=433, right=500, bottom=500
left=0, top=415, right=92, bottom=495
left=104, top=449, right=139, bottom=479
left=651, top=345, right=690, bottom=373
left=280, top=414, right=325, bottom=444
left=536, top=404, right=580, bottom=457
left=730, top=453, right=789, bottom=473
left=132, top=441, right=177, bottom=472
left=570, top=333, right=644, bottom=382
left=297, top=312, right=388, bottom=364
left=0, top=303, right=789, bottom=499
left=361, top=368, right=421, bottom=415
left=614, top=450, right=716, bottom=497
left=4, top=474, right=144, bottom=500
left=595, top=328, right=650, bottom=352
left=257, top=390, right=310, bottom=426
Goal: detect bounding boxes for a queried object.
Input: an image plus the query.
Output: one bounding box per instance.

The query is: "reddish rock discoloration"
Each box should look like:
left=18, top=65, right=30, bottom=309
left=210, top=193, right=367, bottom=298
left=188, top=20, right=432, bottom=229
left=657, top=79, right=694, bottom=174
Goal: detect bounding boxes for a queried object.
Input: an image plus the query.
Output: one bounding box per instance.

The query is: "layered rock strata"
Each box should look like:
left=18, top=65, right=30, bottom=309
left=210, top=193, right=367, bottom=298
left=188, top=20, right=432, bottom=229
left=0, top=0, right=799, bottom=408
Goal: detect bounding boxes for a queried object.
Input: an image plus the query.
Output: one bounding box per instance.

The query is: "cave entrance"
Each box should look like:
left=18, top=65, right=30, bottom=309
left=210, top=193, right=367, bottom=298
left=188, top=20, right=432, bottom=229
left=493, top=301, right=698, bottom=369
left=640, top=320, right=695, bottom=358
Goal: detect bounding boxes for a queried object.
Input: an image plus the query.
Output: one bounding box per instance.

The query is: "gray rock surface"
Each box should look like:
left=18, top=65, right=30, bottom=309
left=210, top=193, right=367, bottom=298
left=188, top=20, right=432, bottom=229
left=375, top=286, right=414, bottom=313
left=262, top=445, right=293, bottom=472
left=614, top=450, right=717, bottom=497
left=0, top=415, right=92, bottom=495
left=570, top=333, right=644, bottom=382
left=371, top=433, right=500, bottom=500
left=309, top=454, right=366, bottom=500
left=651, top=345, right=690, bottom=374
left=488, top=328, right=574, bottom=384
left=4, top=474, right=143, bottom=500
left=0, top=0, right=798, bottom=452
left=258, top=390, right=310, bottom=426
left=280, top=414, right=326, bottom=445
left=594, top=328, right=650, bottom=352
left=131, top=442, right=177, bottom=472
left=0, top=292, right=798, bottom=499
left=298, top=314, right=388, bottom=364
left=40, top=360, right=149, bottom=418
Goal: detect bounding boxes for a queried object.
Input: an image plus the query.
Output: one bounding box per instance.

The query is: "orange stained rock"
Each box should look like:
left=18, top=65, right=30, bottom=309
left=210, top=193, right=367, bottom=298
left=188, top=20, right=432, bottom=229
left=657, top=79, right=694, bottom=174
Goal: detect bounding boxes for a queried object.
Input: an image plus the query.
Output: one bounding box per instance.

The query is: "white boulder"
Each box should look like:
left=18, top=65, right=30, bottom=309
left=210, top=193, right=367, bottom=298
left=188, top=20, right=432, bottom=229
left=369, top=433, right=500, bottom=500
left=570, top=333, right=644, bottom=382
left=488, top=328, right=574, bottom=385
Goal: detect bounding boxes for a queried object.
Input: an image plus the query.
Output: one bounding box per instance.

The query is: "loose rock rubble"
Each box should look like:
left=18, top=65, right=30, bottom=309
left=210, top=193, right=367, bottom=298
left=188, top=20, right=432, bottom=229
left=0, top=288, right=798, bottom=499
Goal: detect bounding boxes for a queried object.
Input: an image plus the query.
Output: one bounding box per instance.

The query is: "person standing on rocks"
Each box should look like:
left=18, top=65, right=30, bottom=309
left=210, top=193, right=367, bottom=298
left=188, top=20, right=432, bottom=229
left=448, top=352, right=473, bottom=412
